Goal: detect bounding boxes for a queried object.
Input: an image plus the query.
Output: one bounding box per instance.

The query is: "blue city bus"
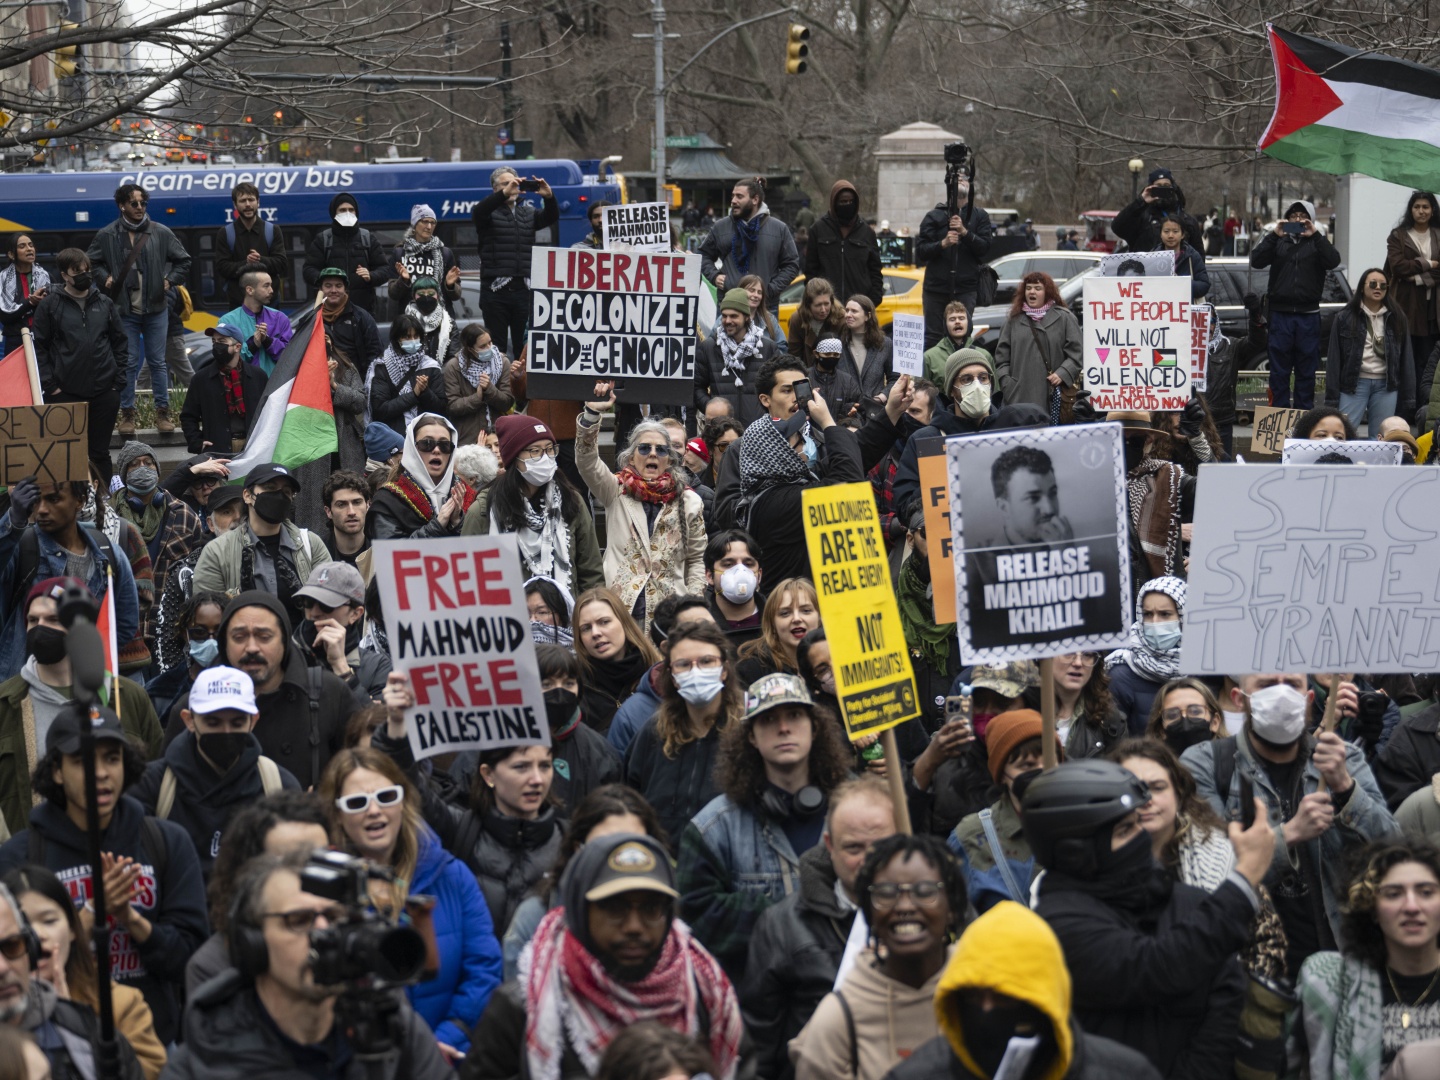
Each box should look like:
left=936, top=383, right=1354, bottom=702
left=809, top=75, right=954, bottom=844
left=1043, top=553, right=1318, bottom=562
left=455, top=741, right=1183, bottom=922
left=0, top=159, right=623, bottom=324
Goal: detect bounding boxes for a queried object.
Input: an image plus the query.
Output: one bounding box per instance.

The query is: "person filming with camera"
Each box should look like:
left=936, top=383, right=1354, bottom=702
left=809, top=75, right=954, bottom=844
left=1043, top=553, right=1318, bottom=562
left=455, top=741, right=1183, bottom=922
left=1113, top=166, right=1204, bottom=254
left=916, top=141, right=995, bottom=349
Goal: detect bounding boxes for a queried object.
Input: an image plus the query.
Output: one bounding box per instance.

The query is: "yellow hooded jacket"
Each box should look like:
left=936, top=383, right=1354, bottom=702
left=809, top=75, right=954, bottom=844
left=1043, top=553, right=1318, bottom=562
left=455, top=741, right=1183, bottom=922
left=935, top=901, right=1075, bottom=1080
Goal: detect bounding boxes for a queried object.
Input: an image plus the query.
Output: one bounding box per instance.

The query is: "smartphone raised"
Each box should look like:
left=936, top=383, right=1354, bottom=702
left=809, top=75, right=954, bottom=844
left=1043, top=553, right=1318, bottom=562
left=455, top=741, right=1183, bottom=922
left=518, top=178, right=541, bottom=193
left=1239, top=774, right=1256, bottom=829
left=793, top=378, right=814, bottom=409
left=1280, top=221, right=1307, bottom=236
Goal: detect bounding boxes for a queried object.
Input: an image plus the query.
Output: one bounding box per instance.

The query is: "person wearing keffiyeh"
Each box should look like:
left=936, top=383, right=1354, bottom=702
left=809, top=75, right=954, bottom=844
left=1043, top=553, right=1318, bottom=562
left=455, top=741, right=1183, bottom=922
left=444, top=321, right=515, bottom=446
left=695, top=288, right=777, bottom=425
left=466, top=832, right=749, bottom=1080
left=0, top=234, right=49, bottom=355
left=1105, top=576, right=1186, bottom=736
left=367, top=313, right=447, bottom=436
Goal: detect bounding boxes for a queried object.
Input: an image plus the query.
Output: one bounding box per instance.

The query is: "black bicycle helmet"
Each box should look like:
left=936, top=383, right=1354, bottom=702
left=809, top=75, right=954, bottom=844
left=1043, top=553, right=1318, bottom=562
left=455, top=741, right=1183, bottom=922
left=1021, top=760, right=1151, bottom=878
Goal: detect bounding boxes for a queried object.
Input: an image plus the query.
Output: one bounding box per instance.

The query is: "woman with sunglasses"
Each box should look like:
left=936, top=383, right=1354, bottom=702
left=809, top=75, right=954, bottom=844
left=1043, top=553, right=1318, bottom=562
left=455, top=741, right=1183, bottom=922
left=370, top=412, right=476, bottom=540
left=790, top=834, right=966, bottom=1079
left=320, top=747, right=502, bottom=1064
left=575, top=381, right=706, bottom=635
left=1051, top=651, right=1126, bottom=760
left=1325, top=267, right=1415, bottom=439
left=4, top=864, right=166, bottom=1079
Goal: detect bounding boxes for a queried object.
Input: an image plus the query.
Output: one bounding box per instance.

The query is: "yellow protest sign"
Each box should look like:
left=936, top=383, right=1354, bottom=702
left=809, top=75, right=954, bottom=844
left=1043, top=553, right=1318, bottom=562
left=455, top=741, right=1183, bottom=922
left=916, top=445, right=955, bottom=624
left=802, top=482, right=919, bottom=739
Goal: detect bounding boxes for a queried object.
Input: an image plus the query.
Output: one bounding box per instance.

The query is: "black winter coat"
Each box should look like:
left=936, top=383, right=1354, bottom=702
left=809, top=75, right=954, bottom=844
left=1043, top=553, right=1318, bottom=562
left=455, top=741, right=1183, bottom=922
left=302, top=226, right=392, bottom=313
left=916, top=203, right=995, bottom=297
left=804, top=216, right=884, bottom=306
left=472, top=191, right=559, bottom=280
left=1113, top=195, right=1204, bottom=254
left=928, top=740, right=995, bottom=841
left=883, top=1023, right=1163, bottom=1080
left=369, top=474, right=468, bottom=541
left=1374, top=700, right=1440, bottom=810
left=1200, top=304, right=1268, bottom=425
left=693, top=334, right=777, bottom=426
left=180, top=359, right=266, bottom=453
left=741, top=844, right=854, bottom=1080
left=624, top=717, right=724, bottom=852
left=466, top=807, right=562, bottom=935
left=214, top=218, right=287, bottom=308
left=321, top=303, right=383, bottom=371
left=1250, top=230, right=1342, bottom=313
left=32, top=287, right=128, bottom=398
left=1035, top=876, right=1251, bottom=1080
left=892, top=409, right=995, bottom=524
left=453, top=723, right=620, bottom=814
left=369, top=358, right=448, bottom=435
left=1325, top=305, right=1415, bottom=415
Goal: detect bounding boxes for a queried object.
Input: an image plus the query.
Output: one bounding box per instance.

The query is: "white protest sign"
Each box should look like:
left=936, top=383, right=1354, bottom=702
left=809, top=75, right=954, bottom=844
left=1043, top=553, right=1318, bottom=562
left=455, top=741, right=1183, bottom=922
left=601, top=202, right=671, bottom=253
left=1100, top=251, right=1176, bottom=277
left=1180, top=463, right=1440, bottom=675
left=373, top=534, right=549, bottom=761
left=1082, top=274, right=1192, bottom=412
left=1282, top=439, right=1403, bottom=466
left=890, top=313, right=925, bottom=377
left=946, top=423, right=1131, bottom=664
left=1190, top=304, right=1211, bottom=392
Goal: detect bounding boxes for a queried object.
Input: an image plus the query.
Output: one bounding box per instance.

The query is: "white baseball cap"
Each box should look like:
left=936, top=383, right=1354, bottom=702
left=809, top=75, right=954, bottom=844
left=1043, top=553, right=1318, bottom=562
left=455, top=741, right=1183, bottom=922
left=190, top=666, right=258, bottom=715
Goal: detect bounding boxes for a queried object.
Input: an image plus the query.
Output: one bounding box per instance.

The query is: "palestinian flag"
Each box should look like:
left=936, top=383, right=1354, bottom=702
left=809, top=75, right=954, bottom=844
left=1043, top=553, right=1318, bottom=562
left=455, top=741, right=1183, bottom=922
left=1260, top=27, right=1440, bottom=188
left=0, top=331, right=43, bottom=406
left=226, top=310, right=336, bottom=480
left=697, top=276, right=718, bottom=339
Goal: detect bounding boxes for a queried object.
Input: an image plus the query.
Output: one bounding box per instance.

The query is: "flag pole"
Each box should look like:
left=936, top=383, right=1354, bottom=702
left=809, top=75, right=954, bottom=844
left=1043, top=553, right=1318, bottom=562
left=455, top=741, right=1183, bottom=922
left=20, top=326, right=42, bottom=403
left=106, top=565, right=120, bottom=722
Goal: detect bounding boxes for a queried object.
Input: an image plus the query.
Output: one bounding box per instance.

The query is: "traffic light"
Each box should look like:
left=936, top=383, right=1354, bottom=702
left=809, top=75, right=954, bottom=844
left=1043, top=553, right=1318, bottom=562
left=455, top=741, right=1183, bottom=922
left=785, top=24, right=809, bottom=75
left=52, top=22, right=79, bottom=79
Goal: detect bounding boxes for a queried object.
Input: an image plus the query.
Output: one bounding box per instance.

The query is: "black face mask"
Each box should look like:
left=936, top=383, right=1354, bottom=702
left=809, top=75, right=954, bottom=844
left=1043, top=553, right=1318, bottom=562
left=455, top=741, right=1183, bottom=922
left=543, top=688, right=581, bottom=732
left=952, top=994, right=1053, bottom=1079
left=815, top=353, right=839, bottom=370
left=1009, top=767, right=1044, bottom=805
left=197, top=731, right=250, bottom=774
left=414, top=295, right=439, bottom=315
left=1164, top=716, right=1213, bottom=755
left=69, top=272, right=92, bottom=292
left=835, top=200, right=859, bottom=223
left=252, top=489, right=293, bottom=524
left=26, top=626, right=67, bottom=666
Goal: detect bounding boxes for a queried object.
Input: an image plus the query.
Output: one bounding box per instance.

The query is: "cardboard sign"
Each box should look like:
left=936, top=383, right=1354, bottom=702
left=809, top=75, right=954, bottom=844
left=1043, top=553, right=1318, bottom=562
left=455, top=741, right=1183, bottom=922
left=891, top=313, right=925, bottom=377
left=601, top=202, right=671, bottom=253
left=802, top=483, right=919, bottom=738
left=1100, top=251, right=1176, bottom=277
left=1180, top=463, right=1440, bottom=674
left=946, top=423, right=1131, bottom=664
left=373, top=535, right=549, bottom=761
left=1190, top=304, right=1211, bottom=391
left=1082, top=275, right=1192, bottom=412
left=0, top=403, right=89, bottom=486
left=1250, top=406, right=1305, bottom=456
left=916, top=440, right=956, bottom=624
left=527, top=247, right=700, bottom=405
left=1282, top=439, right=1403, bottom=466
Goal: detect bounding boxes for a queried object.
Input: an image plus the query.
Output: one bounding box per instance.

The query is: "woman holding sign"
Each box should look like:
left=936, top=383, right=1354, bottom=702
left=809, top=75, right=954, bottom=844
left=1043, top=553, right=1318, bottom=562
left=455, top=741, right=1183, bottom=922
left=993, top=271, right=1082, bottom=416
left=1104, top=576, right=1186, bottom=736
left=370, top=413, right=476, bottom=540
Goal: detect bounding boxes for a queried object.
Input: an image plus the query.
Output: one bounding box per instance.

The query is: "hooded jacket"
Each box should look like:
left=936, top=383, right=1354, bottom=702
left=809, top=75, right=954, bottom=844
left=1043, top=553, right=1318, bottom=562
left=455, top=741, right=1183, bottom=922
left=882, top=902, right=1162, bottom=1080
left=0, top=795, right=210, bottom=1048
left=803, top=181, right=884, bottom=306
left=131, top=729, right=300, bottom=879
left=31, top=285, right=129, bottom=398
left=301, top=193, right=393, bottom=313
left=1249, top=200, right=1342, bottom=313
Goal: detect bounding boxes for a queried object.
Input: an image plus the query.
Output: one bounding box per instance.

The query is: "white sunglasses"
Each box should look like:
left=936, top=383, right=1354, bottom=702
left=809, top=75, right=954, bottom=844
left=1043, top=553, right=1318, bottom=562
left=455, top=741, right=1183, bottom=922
left=335, top=785, right=405, bottom=814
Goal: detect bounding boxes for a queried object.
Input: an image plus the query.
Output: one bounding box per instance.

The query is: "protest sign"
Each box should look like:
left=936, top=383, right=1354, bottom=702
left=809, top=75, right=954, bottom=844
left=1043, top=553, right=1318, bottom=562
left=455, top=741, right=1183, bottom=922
left=946, top=423, right=1131, bottom=664
left=373, top=534, right=549, bottom=762
left=802, top=482, right=919, bottom=738
left=601, top=202, right=671, bottom=253
left=916, top=439, right=956, bottom=624
left=1250, top=406, right=1305, bottom=456
left=1082, top=274, right=1192, bottom=412
left=891, top=313, right=925, bottom=377
left=527, top=246, right=700, bottom=405
left=1180, top=463, right=1440, bottom=674
left=1100, top=251, right=1176, bottom=277
left=0, top=403, right=89, bottom=486
left=1282, top=439, right=1402, bottom=465
left=1190, top=304, right=1211, bottom=391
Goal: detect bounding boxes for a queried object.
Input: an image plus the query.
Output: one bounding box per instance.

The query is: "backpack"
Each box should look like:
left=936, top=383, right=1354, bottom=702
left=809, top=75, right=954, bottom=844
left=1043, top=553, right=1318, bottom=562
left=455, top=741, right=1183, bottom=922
left=155, top=756, right=283, bottom=819
left=10, top=526, right=119, bottom=613
left=319, top=227, right=373, bottom=272
left=224, top=221, right=275, bottom=254
left=27, top=815, right=169, bottom=890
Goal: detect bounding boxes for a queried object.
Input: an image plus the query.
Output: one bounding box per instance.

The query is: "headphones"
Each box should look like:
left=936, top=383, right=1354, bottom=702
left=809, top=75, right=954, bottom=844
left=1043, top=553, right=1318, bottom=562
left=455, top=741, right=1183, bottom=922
left=760, top=784, right=826, bottom=822
left=227, top=886, right=269, bottom=978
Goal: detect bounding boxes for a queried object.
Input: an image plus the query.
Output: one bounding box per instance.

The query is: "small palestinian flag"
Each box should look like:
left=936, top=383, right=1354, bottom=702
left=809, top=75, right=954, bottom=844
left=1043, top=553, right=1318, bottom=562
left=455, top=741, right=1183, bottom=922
left=1260, top=27, right=1440, bottom=189
left=1152, top=349, right=1178, bottom=367
left=226, top=310, right=336, bottom=480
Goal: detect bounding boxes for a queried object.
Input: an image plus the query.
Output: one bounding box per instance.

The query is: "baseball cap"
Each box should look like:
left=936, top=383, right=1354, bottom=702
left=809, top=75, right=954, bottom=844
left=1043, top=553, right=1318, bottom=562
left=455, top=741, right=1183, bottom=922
left=244, top=462, right=300, bottom=493
left=744, top=672, right=813, bottom=722
left=584, top=836, right=680, bottom=902
left=46, top=706, right=128, bottom=756
left=295, top=562, right=365, bottom=609
left=205, top=324, right=246, bottom=344
left=970, top=661, right=1039, bottom=699
left=190, top=666, right=258, bottom=715
left=208, top=484, right=244, bottom=512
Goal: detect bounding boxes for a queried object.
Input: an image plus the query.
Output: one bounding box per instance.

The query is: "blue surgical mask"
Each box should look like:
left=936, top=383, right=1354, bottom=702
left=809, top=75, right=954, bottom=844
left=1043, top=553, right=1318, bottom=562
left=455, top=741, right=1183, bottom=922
left=802, top=432, right=819, bottom=467
left=675, top=666, right=725, bottom=705
left=188, top=637, right=219, bottom=666
left=400, top=339, right=422, bottom=355
left=1141, top=621, right=1182, bottom=653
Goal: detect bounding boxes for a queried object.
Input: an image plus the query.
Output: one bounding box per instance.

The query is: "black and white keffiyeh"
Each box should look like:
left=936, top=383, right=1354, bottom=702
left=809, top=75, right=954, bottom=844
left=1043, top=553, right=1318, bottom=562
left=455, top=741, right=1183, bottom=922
left=739, top=414, right=813, bottom=498
left=717, top=321, right=766, bottom=386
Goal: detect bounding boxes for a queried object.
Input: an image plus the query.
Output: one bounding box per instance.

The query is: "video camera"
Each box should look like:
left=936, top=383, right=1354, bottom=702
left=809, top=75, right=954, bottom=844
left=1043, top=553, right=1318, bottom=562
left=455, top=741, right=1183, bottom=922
left=943, top=139, right=976, bottom=220
left=299, top=849, right=427, bottom=988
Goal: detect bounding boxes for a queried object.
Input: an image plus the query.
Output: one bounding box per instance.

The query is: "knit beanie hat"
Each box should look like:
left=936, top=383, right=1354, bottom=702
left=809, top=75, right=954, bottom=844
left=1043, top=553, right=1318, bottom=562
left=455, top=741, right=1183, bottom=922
left=719, top=288, right=752, bottom=316
left=410, top=203, right=437, bottom=226
left=115, top=440, right=156, bottom=480
left=494, top=414, right=556, bottom=468
left=26, top=576, right=90, bottom=618
left=985, top=709, right=1060, bottom=784
left=364, top=422, right=404, bottom=462
left=943, top=348, right=996, bottom=395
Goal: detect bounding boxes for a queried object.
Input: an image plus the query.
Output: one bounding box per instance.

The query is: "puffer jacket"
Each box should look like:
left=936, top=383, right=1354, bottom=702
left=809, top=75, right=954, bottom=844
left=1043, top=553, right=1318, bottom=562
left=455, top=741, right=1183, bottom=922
left=1249, top=202, right=1342, bottom=313
left=31, top=286, right=129, bottom=398
left=1324, top=305, right=1415, bottom=414
left=803, top=181, right=884, bottom=306
left=1200, top=301, right=1268, bottom=426
left=472, top=190, right=560, bottom=280
left=693, top=331, right=778, bottom=426
left=86, top=216, right=191, bottom=315
left=1113, top=190, right=1204, bottom=253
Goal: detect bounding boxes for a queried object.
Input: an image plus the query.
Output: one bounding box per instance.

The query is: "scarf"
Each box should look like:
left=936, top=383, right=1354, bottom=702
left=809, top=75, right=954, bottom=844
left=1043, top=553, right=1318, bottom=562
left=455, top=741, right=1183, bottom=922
left=521, top=907, right=743, bottom=1080
left=499, top=481, right=573, bottom=591
left=397, top=413, right=463, bottom=514
left=1023, top=301, right=1054, bottom=322
left=120, top=213, right=150, bottom=233
left=405, top=298, right=453, bottom=360
left=321, top=298, right=349, bottom=323
left=896, top=552, right=954, bottom=676
left=222, top=365, right=246, bottom=417
left=459, top=344, right=505, bottom=390
left=370, top=349, right=443, bottom=429
left=717, top=320, right=766, bottom=385
left=617, top=467, right=679, bottom=505
left=401, top=231, right=444, bottom=272
left=739, top=413, right=812, bottom=498
left=0, top=263, right=48, bottom=321
left=1105, top=575, right=1186, bottom=684
left=110, top=490, right=164, bottom=545
left=729, top=211, right=766, bottom=279
left=1126, top=458, right=1184, bottom=578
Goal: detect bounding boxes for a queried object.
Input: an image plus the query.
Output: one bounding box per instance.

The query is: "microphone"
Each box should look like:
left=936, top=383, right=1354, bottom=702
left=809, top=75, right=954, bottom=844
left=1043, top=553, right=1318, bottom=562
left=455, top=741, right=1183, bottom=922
left=67, top=622, right=106, bottom=708
left=56, top=583, right=99, bottom=630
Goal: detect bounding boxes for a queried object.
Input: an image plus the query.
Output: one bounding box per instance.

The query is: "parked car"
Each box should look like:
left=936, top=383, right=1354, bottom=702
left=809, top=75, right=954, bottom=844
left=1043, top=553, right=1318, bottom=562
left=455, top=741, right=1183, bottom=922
left=987, top=250, right=1103, bottom=305
left=776, top=266, right=924, bottom=333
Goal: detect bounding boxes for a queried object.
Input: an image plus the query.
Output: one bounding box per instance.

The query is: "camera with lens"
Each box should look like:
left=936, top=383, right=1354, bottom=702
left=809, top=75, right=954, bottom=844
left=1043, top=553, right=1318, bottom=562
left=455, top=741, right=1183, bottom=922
left=944, top=140, right=972, bottom=169
left=1152, top=185, right=1180, bottom=211
left=1354, top=690, right=1389, bottom=746
left=300, top=850, right=427, bottom=988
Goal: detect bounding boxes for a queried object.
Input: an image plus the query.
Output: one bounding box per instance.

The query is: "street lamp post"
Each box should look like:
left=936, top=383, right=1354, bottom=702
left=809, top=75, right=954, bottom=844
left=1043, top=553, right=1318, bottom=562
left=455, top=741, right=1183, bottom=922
left=1128, top=158, right=1145, bottom=201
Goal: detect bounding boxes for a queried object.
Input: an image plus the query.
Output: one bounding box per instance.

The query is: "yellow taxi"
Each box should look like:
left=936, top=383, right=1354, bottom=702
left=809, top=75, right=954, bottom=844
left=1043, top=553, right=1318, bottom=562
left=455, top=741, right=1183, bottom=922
left=777, top=266, right=925, bottom=333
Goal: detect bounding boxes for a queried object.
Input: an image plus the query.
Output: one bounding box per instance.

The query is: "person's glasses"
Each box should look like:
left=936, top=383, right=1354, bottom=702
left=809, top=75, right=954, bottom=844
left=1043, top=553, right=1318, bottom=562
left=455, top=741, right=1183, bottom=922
left=592, top=894, right=671, bottom=926
left=186, top=626, right=216, bottom=642
left=0, top=934, right=30, bottom=961
left=670, top=655, right=723, bottom=674
left=1367, top=280, right=1388, bottom=291
left=126, top=199, right=146, bottom=208
left=869, top=881, right=946, bottom=910
left=415, top=438, right=454, bottom=454
left=1162, top=705, right=1211, bottom=723
left=954, top=373, right=992, bottom=388
left=519, top=444, right=558, bottom=461
left=1056, top=652, right=1097, bottom=667
left=304, top=597, right=349, bottom=617
left=635, top=443, right=671, bottom=458
left=335, top=785, right=405, bottom=814
left=263, top=905, right=349, bottom=933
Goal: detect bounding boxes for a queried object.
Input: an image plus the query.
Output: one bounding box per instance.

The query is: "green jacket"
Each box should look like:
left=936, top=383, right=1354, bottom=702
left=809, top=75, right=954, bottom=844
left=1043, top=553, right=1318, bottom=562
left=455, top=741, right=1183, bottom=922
left=922, top=334, right=975, bottom=391
left=191, top=521, right=330, bottom=598
left=0, top=672, right=163, bottom=837
left=952, top=795, right=1030, bottom=874
left=459, top=484, right=605, bottom=594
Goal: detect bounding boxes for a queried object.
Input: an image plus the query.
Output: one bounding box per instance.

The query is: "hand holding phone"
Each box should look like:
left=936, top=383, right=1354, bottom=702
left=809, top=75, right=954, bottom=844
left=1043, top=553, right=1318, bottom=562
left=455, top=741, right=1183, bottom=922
left=518, top=178, right=541, bottom=193
left=793, top=378, right=813, bottom=410
left=1281, top=221, right=1306, bottom=236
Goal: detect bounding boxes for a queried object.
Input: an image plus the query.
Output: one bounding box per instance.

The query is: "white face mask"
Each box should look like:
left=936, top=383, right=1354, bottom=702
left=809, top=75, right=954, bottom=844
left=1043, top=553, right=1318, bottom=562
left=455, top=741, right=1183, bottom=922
left=719, top=563, right=757, bottom=604
left=334, top=211, right=358, bottom=228
left=1245, top=683, right=1308, bottom=744
left=675, top=666, right=725, bottom=705
left=958, top=380, right=991, bottom=419
left=522, top=454, right=558, bottom=486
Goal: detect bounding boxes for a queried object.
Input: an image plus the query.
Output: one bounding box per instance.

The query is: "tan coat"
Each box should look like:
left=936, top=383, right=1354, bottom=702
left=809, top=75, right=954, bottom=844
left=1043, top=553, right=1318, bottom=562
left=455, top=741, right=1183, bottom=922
left=575, top=414, right=705, bottom=629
